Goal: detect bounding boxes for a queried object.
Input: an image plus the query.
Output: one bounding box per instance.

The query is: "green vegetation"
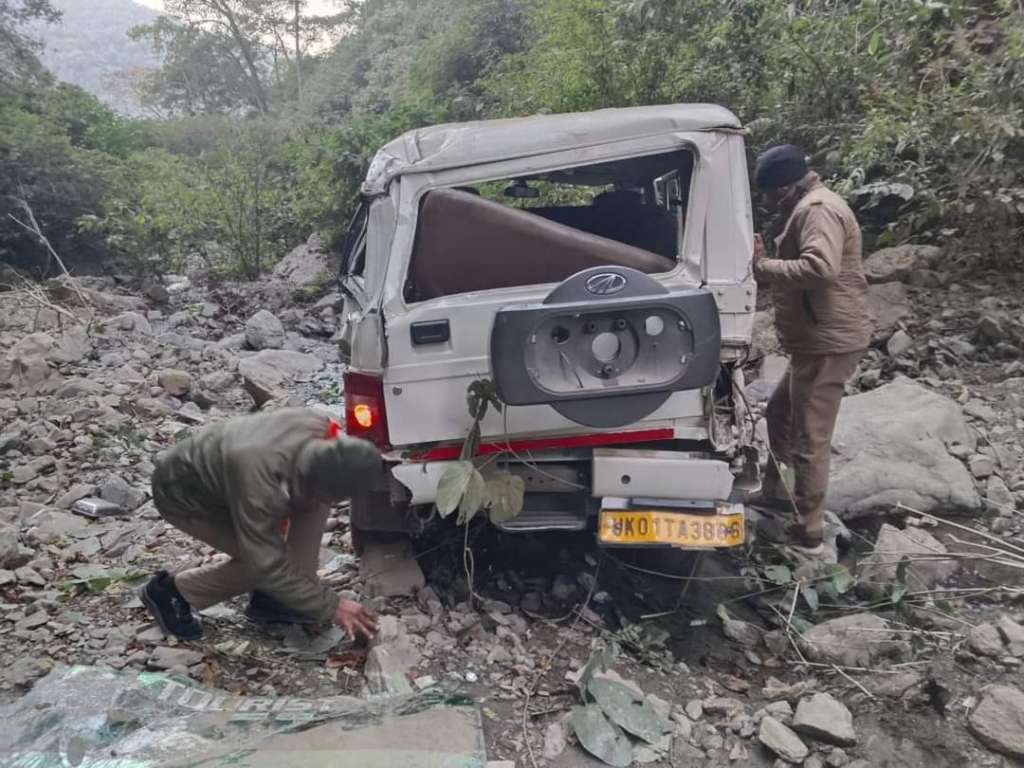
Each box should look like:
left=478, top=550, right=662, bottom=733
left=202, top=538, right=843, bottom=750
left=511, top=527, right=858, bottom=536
left=2, top=0, right=1022, bottom=278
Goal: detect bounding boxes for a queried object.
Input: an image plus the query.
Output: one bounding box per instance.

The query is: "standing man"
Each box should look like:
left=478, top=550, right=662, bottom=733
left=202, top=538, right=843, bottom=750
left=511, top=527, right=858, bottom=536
left=751, top=145, right=870, bottom=560
left=139, top=408, right=381, bottom=640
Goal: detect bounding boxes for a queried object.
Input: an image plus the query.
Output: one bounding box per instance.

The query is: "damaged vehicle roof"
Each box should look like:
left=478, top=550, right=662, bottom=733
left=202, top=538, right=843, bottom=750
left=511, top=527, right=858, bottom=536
left=362, top=103, right=742, bottom=194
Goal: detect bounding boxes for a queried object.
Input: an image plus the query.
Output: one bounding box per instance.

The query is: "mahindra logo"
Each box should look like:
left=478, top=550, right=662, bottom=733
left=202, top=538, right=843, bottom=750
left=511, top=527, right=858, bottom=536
left=585, top=272, right=627, bottom=295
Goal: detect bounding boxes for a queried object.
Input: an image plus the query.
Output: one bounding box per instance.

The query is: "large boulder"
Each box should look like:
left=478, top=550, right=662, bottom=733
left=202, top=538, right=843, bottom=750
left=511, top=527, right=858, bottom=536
left=271, top=234, right=339, bottom=290
left=969, top=685, right=1024, bottom=758
left=827, top=379, right=982, bottom=518
left=863, top=244, right=940, bottom=284
left=0, top=333, right=69, bottom=393
left=801, top=614, right=908, bottom=668
left=245, top=310, right=285, bottom=350
left=866, top=282, right=912, bottom=345
left=237, top=349, right=324, bottom=407
left=857, top=524, right=959, bottom=598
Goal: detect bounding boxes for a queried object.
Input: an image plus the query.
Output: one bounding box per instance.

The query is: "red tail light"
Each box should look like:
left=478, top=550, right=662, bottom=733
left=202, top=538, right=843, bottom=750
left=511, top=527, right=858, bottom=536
left=343, top=371, right=391, bottom=450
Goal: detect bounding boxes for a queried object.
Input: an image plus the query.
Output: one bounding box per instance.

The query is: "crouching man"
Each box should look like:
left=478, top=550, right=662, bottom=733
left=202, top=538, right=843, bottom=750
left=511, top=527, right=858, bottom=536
left=139, top=408, right=381, bottom=640
left=751, top=145, right=870, bottom=561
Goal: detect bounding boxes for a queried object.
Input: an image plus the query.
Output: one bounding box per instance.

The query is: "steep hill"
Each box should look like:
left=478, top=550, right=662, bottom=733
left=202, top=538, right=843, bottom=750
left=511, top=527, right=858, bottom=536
left=27, top=0, right=161, bottom=115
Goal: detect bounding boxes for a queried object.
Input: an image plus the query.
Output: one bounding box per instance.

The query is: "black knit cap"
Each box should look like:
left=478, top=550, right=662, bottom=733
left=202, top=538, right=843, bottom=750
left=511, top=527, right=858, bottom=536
left=754, top=144, right=808, bottom=190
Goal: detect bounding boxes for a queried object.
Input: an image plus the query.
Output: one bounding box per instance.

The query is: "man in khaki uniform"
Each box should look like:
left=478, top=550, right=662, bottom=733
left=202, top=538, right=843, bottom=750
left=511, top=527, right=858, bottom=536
left=751, top=145, right=869, bottom=559
left=139, top=408, right=381, bottom=640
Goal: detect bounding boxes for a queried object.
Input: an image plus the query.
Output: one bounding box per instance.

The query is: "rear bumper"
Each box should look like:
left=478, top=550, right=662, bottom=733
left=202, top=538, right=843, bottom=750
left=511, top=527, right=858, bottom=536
left=390, top=447, right=736, bottom=507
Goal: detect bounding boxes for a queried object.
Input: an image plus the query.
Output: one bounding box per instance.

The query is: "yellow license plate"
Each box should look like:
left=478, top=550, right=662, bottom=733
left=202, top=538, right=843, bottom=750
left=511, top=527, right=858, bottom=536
left=599, top=510, right=745, bottom=548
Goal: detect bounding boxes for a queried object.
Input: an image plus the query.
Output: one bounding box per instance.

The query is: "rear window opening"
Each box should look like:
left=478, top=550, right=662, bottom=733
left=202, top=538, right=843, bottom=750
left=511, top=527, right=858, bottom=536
left=404, top=148, right=694, bottom=302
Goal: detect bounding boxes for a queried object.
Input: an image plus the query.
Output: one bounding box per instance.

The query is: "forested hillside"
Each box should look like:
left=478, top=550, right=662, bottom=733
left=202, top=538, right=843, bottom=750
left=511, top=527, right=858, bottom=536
left=2, top=0, right=1022, bottom=279
left=26, top=0, right=160, bottom=115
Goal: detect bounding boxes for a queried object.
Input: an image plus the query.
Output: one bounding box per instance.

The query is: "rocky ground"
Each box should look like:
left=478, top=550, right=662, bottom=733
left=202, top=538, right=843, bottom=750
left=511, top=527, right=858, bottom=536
left=1, top=241, right=1024, bottom=767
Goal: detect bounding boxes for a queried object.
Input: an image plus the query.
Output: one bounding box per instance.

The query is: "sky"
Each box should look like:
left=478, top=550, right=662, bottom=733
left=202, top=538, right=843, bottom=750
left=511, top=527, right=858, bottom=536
left=135, top=0, right=339, bottom=13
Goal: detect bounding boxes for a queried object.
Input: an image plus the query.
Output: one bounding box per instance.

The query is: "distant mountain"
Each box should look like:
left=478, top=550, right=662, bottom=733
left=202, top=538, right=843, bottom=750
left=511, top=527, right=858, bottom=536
left=27, top=0, right=162, bottom=115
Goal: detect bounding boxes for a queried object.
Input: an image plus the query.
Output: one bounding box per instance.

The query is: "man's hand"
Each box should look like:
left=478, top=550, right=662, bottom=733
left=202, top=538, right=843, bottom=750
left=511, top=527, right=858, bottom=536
left=334, top=598, right=378, bottom=640
left=752, top=233, right=769, bottom=281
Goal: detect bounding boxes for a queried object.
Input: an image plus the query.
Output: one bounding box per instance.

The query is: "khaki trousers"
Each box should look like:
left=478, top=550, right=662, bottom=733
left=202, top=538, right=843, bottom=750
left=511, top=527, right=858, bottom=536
left=763, top=350, right=862, bottom=544
left=158, top=499, right=329, bottom=611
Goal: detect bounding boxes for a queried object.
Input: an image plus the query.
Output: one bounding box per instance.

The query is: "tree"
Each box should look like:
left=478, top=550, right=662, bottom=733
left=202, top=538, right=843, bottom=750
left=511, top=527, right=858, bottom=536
left=0, top=0, right=60, bottom=92
left=131, top=17, right=262, bottom=116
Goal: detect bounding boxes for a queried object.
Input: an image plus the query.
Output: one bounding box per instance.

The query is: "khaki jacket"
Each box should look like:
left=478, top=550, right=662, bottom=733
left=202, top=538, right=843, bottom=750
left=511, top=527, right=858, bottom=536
left=755, top=180, right=870, bottom=355
left=152, top=408, right=356, bottom=622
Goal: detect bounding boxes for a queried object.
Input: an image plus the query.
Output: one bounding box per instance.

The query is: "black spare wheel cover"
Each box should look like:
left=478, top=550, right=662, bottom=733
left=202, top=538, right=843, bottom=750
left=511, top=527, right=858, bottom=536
left=490, top=266, right=722, bottom=428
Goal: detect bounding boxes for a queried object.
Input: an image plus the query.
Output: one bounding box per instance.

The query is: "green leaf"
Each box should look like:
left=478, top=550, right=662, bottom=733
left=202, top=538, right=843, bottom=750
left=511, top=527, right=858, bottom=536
left=436, top=461, right=475, bottom=518
left=892, top=555, right=911, bottom=604
left=457, top=467, right=487, bottom=524
left=569, top=704, right=633, bottom=768
left=484, top=471, right=525, bottom=524
left=764, top=564, right=792, bottom=585
left=830, top=565, right=854, bottom=595
left=868, top=30, right=881, bottom=56
left=588, top=676, right=671, bottom=745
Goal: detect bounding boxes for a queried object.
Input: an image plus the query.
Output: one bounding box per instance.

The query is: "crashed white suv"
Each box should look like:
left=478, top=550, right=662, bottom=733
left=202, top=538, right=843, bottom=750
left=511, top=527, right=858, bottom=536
left=337, top=104, right=759, bottom=551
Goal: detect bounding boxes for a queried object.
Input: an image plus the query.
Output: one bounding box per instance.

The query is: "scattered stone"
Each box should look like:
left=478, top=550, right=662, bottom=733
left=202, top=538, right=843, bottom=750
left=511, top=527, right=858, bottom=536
left=149, top=646, right=204, bottom=670
left=969, top=684, right=1024, bottom=758
left=792, top=693, right=857, bottom=746
left=828, top=380, right=981, bottom=518
left=543, top=719, right=568, bottom=759
left=886, top=329, right=913, bottom=357
left=986, top=475, right=1016, bottom=514
left=863, top=244, right=939, bottom=284
left=802, top=614, right=908, bottom=668
left=685, top=699, right=704, bottom=721
left=997, top=615, right=1024, bottom=657
left=0, top=569, right=14, bottom=586
left=14, top=566, right=45, bottom=587
left=970, top=622, right=1007, bottom=658
left=0, top=526, right=20, bottom=569
left=157, top=369, right=192, bottom=397
left=245, top=310, right=286, bottom=351
left=177, top=401, right=205, bottom=424
left=237, top=349, right=324, bottom=407
left=718, top=604, right=762, bottom=647
left=867, top=283, right=912, bottom=344
left=106, top=312, right=152, bottom=335
left=969, top=455, right=996, bottom=479
left=758, top=716, right=808, bottom=763
left=99, top=474, right=146, bottom=511
left=857, top=523, right=959, bottom=597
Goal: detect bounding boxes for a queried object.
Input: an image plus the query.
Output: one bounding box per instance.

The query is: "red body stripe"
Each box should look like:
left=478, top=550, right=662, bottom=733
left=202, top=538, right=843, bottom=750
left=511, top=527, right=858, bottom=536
left=408, top=428, right=675, bottom=461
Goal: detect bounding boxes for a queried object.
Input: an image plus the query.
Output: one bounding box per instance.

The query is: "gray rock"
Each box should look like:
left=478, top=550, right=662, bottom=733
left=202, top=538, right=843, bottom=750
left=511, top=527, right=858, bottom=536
left=792, top=693, right=857, bottom=746
left=886, top=329, right=913, bottom=357
left=99, top=475, right=146, bottom=511
left=14, top=566, right=45, bottom=587
left=2, top=657, right=53, bottom=688
left=801, top=614, right=908, bottom=668
left=828, top=380, right=981, bottom=518
left=867, top=283, right=912, bottom=344
left=0, top=333, right=56, bottom=392
left=758, top=716, right=808, bottom=763
left=863, top=244, right=940, bottom=284
left=997, top=615, right=1024, bottom=657
left=986, top=475, right=1016, bottom=514
left=969, top=685, right=1024, bottom=758
left=856, top=524, right=958, bottom=598
left=157, top=369, right=192, bottom=396
left=12, top=456, right=55, bottom=484
left=53, top=378, right=105, bottom=399
left=963, top=399, right=998, bottom=422
left=245, top=310, right=286, bottom=350
left=970, top=623, right=1007, bottom=658
left=176, top=401, right=205, bottom=424
left=237, top=350, right=324, bottom=407
left=105, top=312, right=152, bottom=335
left=149, top=646, right=204, bottom=670
left=718, top=604, right=762, bottom=647
left=271, top=234, right=338, bottom=289
left=542, top=719, right=568, bottom=760
left=0, top=569, right=14, bottom=586
left=0, top=525, right=19, bottom=568
left=56, top=483, right=95, bottom=509
left=969, top=455, right=996, bottom=479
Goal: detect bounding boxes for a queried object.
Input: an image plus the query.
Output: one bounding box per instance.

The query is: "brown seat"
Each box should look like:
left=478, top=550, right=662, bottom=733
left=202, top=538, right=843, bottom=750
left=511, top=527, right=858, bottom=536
left=406, top=189, right=676, bottom=302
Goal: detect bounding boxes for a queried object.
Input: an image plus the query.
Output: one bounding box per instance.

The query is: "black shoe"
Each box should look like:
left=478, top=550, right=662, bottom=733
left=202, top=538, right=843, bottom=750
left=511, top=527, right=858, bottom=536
left=139, top=570, right=203, bottom=640
left=245, top=590, right=317, bottom=626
